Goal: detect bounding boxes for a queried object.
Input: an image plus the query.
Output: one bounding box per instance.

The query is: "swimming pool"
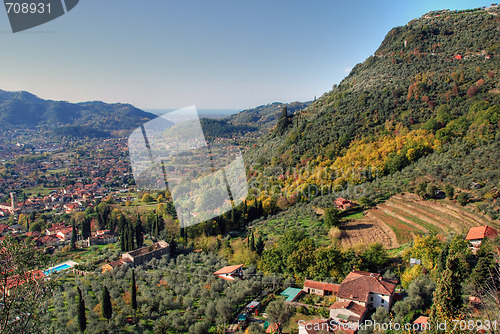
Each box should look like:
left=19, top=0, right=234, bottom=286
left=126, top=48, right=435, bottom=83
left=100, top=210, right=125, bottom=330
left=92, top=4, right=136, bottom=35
left=43, top=263, right=71, bottom=276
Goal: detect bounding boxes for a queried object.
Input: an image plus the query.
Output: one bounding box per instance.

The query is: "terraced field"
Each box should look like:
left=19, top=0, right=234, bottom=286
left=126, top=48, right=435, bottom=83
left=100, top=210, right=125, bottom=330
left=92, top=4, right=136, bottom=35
left=339, top=193, right=497, bottom=249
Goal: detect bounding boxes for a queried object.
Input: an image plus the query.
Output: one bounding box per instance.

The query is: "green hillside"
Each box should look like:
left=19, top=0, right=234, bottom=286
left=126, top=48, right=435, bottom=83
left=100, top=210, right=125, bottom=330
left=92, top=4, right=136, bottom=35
left=243, top=7, right=500, bottom=220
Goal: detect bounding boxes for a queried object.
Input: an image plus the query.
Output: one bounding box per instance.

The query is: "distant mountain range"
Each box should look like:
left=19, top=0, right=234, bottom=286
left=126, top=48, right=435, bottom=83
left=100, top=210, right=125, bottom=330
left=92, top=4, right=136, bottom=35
left=0, top=89, right=157, bottom=137
left=0, top=89, right=311, bottom=139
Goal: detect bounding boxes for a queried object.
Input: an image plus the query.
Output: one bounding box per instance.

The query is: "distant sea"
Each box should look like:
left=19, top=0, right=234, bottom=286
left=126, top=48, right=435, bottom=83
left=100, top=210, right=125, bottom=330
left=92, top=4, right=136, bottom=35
left=146, top=108, right=241, bottom=119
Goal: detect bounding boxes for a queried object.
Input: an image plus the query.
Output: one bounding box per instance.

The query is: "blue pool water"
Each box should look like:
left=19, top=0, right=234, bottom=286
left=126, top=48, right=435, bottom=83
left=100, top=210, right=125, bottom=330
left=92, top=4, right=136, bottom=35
left=43, top=263, right=71, bottom=275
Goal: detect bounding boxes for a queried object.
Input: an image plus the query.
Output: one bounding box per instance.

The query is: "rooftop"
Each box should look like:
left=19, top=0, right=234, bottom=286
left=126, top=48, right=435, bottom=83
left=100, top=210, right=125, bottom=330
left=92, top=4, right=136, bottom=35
left=466, top=226, right=498, bottom=241
left=125, top=240, right=169, bottom=258
left=213, top=264, right=244, bottom=275
left=280, top=287, right=303, bottom=302
left=304, top=279, right=340, bottom=292
left=337, top=271, right=398, bottom=303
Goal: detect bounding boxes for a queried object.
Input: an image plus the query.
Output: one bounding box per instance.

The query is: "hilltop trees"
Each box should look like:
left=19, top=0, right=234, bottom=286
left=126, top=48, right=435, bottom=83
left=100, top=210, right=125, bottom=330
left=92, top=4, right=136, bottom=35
left=275, top=106, right=290, bottom=136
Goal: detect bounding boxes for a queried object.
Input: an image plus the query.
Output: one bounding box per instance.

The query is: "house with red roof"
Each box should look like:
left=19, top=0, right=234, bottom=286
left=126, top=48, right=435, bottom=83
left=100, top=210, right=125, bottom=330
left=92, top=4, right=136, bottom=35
left=465, top=226, right=499, bottom=249
left=330, top=300, right=367, bottom=324
left=298, top=318, right=356, bottom=334
left=213, top=264, right=244, bottom=280
left=298, top=318, right=330, bottom=334
left=334, top=197, right=356, bottom=211
left=34, top=235, right=60, bottom=247
left=45, top=223, right=67, bottom=236
left=56, top=226, right=75, bottom=242
left=2, top=269, right=45, bottom=297
left=336, top=271, right=398, bottom=311
left=303, top=279, right=340, bottom=297
left=413, top=316, right=430, bottom=331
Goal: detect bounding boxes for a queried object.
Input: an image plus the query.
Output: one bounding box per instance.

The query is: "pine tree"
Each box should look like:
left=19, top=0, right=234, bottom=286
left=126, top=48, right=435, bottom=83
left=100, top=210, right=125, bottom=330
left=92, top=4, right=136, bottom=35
left=101, top=285, right=112, bottom=321
left=70, top=220, right=77, bottom=251
left=131, top=269, right=137, bottom=310
left=77, top=287, right=86, bottom=332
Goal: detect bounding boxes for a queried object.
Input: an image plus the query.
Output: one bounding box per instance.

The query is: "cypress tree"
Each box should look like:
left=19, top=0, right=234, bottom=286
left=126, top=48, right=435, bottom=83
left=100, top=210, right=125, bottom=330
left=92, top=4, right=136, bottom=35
left=70, top=220, right=77, bottom=251
left=131, top=269, right=137, bottom=310
left=275, top=105, right=290, bottom=135
left=250, top=232, right=255, bottom=252
left=77, top=287, right=86, bottom=332
left=101, top=285, right=112, bottom=321
left=430, top=253, right=464, bottom=321
left=119, top=216, right=126, bottom=251
left=82, top=216, right=91, bottom=240
left=135, top=219, right=144, bottom=248
left=256, top=235, right=264, bottom=255
left=127, top=223, right=134, bottom=251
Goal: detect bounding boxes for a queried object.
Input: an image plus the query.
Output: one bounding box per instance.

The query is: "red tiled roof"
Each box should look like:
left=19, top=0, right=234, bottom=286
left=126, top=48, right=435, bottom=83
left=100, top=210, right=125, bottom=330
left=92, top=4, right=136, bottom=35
left=46, top=224, right=66, bottom=232
left=304, top=279, right=340, bottom=293
left=301, top=318, right=331, bottom=334
left=330, top=301, right=367, bottom=317
left=337, top=271, right=398, bottom=303
left=35, top=235, right=59, bottom=245
left=213, top=264, right=244, bottom=275
left=466, top=226, right=498, bottom=241
left=414, top=316, right=429, bottom=324
left=57, top=227, right=74, bottom=235
left=4, top=269, right=45, bottom=290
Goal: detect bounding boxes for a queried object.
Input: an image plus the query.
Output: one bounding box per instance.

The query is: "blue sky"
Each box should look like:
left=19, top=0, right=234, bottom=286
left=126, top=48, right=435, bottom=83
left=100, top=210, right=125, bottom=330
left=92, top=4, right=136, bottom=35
left=0, top=0, right=492, bottom=110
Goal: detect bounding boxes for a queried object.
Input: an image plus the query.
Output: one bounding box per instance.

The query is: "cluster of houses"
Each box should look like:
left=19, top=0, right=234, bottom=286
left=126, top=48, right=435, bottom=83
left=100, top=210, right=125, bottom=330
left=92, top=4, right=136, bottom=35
left=295, top=271, right=399, bottom=334
left=0, top=183, right=108, bottom=217
left=217, top=224, right=500, bottom=334
left=0, top=137, right=134, bottom=217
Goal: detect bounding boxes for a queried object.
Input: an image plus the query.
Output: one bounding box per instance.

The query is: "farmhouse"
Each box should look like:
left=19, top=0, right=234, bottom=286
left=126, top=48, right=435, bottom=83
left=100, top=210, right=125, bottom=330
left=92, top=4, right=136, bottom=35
left=56, top=227, right=75, bottom=242
left=465, top=226, right=499, bottom=249
left=213, top=264, right=244, bottom=280
left=88, top=232, right=117, bottom=246
left=121, top=240, right=170, bottom=266
left=101, top=258, right=132, bottom=273
left=336, top=271, right=398, bottom=311
left=303, top=279, right=340, bottom=296
left=334, top=197, right=356, bottom=210
left=45, top=223, right=67, bottom=236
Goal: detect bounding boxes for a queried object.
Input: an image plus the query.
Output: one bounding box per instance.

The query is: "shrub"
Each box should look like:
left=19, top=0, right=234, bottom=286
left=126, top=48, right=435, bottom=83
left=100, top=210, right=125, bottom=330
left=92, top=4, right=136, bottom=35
left=457, top=192, right=470, bottom=206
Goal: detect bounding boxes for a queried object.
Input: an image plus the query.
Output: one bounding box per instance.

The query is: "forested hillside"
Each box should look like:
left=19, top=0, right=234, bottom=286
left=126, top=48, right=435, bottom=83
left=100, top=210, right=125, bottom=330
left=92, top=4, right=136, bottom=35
left=243, top=7, right=500, bottom=220
left=0, top=90, right=156, bottom=134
